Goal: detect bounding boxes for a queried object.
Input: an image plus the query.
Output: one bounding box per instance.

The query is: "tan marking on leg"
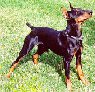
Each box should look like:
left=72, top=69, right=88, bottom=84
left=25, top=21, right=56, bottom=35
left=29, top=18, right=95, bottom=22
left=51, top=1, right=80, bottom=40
left=6, top=62, right=19, bottom=78
left=73, top=48, right=77, bottom=56
left=76, top=64, right=89, bottom=85
left=33, top=54, right=39, bottom=64
left=66, top=77, right=72, bottom=91
left=80, top=47, right=83, bottom=52
left=76, top=64, right=84, bottom=78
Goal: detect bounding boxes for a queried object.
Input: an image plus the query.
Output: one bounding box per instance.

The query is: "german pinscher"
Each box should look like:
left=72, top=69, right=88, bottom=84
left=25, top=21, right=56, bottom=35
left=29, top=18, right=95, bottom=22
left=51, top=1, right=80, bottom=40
left=7, top=3, right=92, bottom=91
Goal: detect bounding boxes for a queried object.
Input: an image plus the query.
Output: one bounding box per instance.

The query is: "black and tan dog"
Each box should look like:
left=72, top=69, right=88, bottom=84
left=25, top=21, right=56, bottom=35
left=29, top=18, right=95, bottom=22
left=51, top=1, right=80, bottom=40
left=7, top=3, right=92, bottom=91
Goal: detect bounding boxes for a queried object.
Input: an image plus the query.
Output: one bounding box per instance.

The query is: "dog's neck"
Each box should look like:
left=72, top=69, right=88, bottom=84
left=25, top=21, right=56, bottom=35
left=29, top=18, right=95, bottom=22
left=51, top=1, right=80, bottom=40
left=65, top=19, right=82, bottom=37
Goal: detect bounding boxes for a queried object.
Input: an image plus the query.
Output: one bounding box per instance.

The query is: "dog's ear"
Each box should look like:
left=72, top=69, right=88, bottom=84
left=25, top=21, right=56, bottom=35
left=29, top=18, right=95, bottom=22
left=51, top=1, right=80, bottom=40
left=69, top=2, right=73, bottom=10
left=61, top=7, right=68, bottom=19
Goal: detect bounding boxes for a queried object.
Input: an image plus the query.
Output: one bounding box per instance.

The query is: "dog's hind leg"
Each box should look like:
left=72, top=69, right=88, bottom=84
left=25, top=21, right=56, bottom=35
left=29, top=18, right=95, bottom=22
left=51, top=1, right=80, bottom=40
left=6, top=36, right=37, bottom=78
left=32, top=44, right=48, bottom=64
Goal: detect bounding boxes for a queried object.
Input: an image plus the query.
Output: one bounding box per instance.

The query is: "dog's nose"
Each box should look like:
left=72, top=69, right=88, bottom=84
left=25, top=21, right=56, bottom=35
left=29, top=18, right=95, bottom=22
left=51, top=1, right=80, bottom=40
left=88, top=10, right=92, bottom=15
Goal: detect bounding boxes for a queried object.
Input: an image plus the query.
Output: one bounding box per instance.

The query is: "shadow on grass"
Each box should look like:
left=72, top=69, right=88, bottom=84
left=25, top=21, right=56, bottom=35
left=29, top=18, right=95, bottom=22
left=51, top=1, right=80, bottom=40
left=15, top=48, right=79, bottom=85
left=16, top=50, right=66, bottom=83
left=39, top=51, right=66, bottom=83
left=38, top=51, right=79, bottom=83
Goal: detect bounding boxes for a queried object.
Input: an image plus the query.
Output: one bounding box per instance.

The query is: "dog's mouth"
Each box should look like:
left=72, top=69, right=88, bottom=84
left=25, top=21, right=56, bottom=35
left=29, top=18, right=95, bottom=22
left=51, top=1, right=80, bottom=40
left=79, top=18, right=90, bottom=23
left=75, top=12, right=92, bottom=23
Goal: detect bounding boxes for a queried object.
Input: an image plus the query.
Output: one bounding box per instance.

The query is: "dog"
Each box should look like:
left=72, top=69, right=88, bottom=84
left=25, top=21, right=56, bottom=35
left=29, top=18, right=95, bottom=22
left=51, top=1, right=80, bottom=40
left=7, top=3, right=92, bottom=91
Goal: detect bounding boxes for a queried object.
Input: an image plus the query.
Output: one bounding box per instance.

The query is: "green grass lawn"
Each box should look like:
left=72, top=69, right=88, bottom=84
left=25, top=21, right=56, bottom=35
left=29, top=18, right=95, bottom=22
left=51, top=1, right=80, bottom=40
left=0, top=0, right=95, bottom=92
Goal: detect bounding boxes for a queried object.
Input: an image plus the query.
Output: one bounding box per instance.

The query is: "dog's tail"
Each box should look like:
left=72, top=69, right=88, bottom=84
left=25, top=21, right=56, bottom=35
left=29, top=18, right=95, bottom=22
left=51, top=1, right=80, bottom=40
left=26, top=22, right=34, bottom=29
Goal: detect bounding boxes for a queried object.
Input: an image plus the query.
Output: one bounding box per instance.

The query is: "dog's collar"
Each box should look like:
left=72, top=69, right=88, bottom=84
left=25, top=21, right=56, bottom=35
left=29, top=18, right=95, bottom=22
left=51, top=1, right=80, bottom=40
left=65, top=31, right=83, bottom=41
left=70, top=35, right=83, bottom=41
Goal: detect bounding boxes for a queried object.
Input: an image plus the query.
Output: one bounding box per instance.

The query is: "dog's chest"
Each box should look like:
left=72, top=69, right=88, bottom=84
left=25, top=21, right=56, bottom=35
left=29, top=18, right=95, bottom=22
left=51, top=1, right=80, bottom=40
left=68, top=37, right=82, bottom=55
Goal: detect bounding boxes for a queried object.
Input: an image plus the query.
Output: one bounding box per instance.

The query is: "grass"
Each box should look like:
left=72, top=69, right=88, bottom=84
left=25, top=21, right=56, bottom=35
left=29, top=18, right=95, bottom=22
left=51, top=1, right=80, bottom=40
left=0, top=0, right=95, bottom=92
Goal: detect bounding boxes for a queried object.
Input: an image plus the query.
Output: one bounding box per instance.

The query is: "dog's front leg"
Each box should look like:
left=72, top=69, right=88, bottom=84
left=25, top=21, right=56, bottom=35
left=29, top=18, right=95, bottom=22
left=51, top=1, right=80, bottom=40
left=76, top=48, right=89, bottom=85
left=63, top=55, right=73, bottom=91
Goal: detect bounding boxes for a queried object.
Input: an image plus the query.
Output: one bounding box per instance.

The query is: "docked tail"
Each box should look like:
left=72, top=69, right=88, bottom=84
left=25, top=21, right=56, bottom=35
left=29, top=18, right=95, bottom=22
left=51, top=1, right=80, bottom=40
left=26, top=22, right=34, bottom=29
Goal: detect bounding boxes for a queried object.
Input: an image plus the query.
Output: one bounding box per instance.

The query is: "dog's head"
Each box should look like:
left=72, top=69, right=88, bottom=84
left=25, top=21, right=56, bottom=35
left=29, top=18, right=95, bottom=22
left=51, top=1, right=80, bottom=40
left=61, top=2, right=92, bottom=23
